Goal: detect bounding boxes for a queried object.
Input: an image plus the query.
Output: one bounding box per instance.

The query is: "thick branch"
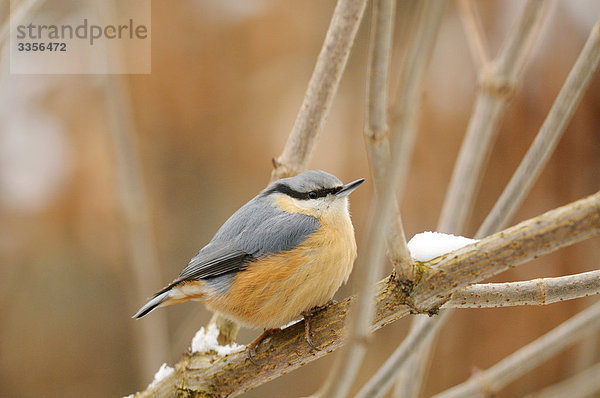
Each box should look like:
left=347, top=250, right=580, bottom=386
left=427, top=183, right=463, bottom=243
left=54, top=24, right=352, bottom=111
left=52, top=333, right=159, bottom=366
left=135, top=191, right=600, bottom=397
left=411, top=191, right=600, bottom=310
left=270, top=0, right=367, bottom=180
left=432, top=300, right=600, bottom=398
left=445, top=270, right=600, bottom=308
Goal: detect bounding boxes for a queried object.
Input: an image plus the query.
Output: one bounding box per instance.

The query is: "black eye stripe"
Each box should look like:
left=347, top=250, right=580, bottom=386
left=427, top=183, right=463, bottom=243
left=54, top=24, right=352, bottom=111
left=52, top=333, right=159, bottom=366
left=264, top=183, right=342, bottom=200
left=308, top=186, right=342, bottom=199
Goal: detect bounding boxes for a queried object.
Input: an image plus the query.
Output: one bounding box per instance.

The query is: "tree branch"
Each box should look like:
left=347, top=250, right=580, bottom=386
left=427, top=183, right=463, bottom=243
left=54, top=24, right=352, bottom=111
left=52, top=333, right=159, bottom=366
left=478, top=20, right=600, bottom=236
left=432, top=300, right=600, bottom=398
left=390, top=8, right=595, bottom=398
left=438, top=0, right=551, bottom=234
left=394, top=3, right=552, bottom=395
left=135, top=191, right=600, bottom=397
left=270, top=0, right=367, bottom=180
left=317, top=2, right=445, bottom=395
left=446, top=270, right=600, bottom=308
left=524, top=361, right=600, bottom=398
left=411, top=191, right=600, bottom=311
left=457, top=0, right=490, bottom=69
left=388, top=0, right=446, bottom=204
left=363, top=0, right=415, bottom=282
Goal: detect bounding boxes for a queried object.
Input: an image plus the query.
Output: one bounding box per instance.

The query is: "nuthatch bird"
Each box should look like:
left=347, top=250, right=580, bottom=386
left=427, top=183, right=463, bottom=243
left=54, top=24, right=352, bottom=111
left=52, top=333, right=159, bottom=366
left=133, top=170, right=364, bottom=358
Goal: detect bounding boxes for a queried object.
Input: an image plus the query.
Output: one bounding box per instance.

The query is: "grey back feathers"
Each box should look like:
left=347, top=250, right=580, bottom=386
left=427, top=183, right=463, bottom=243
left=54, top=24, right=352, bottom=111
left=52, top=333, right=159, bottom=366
left=163, top=171, right=332, bottom=291
left=211, top=192, right=320, bottom=257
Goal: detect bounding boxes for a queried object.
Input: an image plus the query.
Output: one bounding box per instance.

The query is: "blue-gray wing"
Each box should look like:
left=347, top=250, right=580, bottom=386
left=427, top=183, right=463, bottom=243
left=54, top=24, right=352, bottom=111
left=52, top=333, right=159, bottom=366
left=168, top=194, right=320, bottom=287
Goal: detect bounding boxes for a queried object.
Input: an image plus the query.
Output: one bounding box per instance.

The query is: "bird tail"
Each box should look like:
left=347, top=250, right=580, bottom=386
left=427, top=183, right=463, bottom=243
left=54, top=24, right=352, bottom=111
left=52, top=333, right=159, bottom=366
left=132, top=291, right=170, bottom=319
left=132, top=281, right=206, bottom=319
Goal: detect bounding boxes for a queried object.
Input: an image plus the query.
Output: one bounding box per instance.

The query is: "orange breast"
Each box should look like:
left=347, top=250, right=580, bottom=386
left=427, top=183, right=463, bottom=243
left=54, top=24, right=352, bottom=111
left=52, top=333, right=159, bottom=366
left=204, top=210, right=357, bottom=329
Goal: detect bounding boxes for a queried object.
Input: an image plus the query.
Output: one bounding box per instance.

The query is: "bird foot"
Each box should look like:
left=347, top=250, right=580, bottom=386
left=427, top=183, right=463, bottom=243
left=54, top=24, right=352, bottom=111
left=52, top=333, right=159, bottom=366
left=301, top=300, right=334, bottom=351
left=246, top=328, right=280, bottom=365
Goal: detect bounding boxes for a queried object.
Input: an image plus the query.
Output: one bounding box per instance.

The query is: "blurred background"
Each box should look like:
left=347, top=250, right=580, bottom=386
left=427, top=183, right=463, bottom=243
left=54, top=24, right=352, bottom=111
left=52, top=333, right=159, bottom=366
left=1, top=0, right=600, bottom=397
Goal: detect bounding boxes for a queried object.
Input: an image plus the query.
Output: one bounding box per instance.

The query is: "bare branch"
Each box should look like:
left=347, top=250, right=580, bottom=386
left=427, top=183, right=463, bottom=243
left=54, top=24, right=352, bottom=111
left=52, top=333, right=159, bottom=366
left=457, top=0, right=490, bottom=69
left=343, top=269, right=600, bottom=398
left=438, top=0, right=551, bottom=234
left=270, top=0, right=367, bottom=181
left=478, top=21, right=600, bottom=237
left=363, top=0, right=414, bottom=281
left=317, top=2, right=446, bottom=396
left=446, top=270, right=600, bottom=308
left=411, top=191, right=600, bottom=310
left=135, top=191, right=600, bottom=397
left=396, top=3, right=553, bottom=394
left=525, top=361, right=600, bottom=398
left=432, top=300, right=600, bottom=398
left=385, top=2, right=447, bottom=394
left=388, top=0, right=446, bottom=203
left=356, top=311, right=450, bottom=398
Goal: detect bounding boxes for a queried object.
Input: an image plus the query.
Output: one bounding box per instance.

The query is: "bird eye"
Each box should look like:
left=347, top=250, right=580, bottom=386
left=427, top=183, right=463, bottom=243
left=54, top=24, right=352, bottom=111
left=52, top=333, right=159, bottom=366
left=308, top=191, right=318, bottom=199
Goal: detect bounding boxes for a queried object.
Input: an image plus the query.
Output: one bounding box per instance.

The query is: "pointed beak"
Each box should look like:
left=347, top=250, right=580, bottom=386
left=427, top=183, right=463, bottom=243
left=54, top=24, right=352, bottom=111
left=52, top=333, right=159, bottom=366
left=336, top=178, right=365, bottom=198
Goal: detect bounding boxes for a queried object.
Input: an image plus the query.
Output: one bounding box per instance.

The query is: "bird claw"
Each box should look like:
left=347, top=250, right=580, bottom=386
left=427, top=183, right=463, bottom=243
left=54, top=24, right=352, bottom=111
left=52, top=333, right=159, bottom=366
left=246, top=347, right=258, bottom=366
left=301, top=301, right=332, bottom=352
left=246, top=328, right=280, bottom=365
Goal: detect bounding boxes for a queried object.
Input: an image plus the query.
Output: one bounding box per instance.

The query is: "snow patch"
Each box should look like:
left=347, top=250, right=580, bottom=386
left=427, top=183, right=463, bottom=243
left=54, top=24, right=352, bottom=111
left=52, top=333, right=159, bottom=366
left=191, top=323, right=244, bottom=356
left=148, top=363, right=174, bottom=389
left=407, top=232, right=478, bottom=262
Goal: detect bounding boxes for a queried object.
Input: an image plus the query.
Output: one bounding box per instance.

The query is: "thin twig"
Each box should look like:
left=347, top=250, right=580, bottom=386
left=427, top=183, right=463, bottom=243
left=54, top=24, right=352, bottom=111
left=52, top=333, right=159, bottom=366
left=438, top=0, right=551, bottom=234
left=478, top=20, right=600, bottom=237
left=392, top=269, right=600, bottom=396
left=388, top=0, right=446, bottom=203
left=432, top=300, right=600, bottom=398
left=446, top=270, right=600, bottom=308
left=134, top=191, right=600, bottom=397
left=524, top=361, right=600, bottom=398
left=457, top=0, right=490, bottom=69
left=317, top=2, right=445, bottom=396
left=363, top=0, right=414, bottom=281
left=385, top=2, right=447, bottom=395
left=270, top=0, right=367, bottom=181
left=356, top=310, right=450, bottom=398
